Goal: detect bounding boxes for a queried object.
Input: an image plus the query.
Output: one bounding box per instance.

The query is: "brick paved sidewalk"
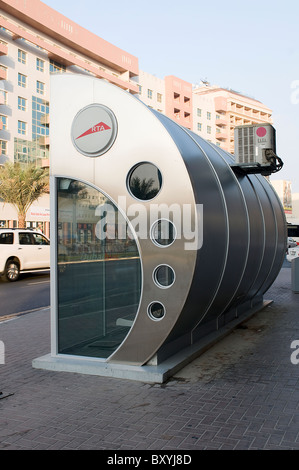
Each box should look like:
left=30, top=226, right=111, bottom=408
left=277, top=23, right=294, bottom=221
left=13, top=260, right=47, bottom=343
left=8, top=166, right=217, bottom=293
left=0, top=266, right=298, bottom=450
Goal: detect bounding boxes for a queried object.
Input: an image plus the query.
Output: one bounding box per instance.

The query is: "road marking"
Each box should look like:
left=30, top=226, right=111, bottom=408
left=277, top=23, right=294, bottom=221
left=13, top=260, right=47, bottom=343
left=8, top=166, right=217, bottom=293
left=0, top=306, right=50, bottom=323
left=26, top=280, right=50, bottom=286
left=0, top=314, right=18, bottom=323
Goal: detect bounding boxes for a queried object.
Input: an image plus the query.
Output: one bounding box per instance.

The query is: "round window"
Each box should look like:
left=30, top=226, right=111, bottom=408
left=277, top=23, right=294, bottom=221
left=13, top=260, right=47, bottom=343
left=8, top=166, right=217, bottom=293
left=153, top=265, right=175, bottom=288
left=147, top=302, right=165, bottom=321
left=151, top=219, right=176, bottom=247
left=128, top=162, right=162, bottom=201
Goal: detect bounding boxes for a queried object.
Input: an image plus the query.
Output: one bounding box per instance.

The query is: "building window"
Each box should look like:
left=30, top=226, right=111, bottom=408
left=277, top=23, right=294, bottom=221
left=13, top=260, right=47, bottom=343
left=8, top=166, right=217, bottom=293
left=0, top=140, right=7, bottom=155
left=18, top=49, right=26, bottom=64
left=36, top=58, right=44, bottom=72
left=207, top=125, right=211, bottom=134
left=18, top=73, right=27, bottom=88
left=157, top=93, right=162, bottom=103
left=197, top=108, right=201, bottom=117
left=37, top=81, right=45, bottom=95
left=14, top=140, right=28, bottom=164
left=49, top=59, right=66, bottom=73
left=0, top=89, right=7, bottom=105
left=18, top=96, right=27, bottom=111
left=197, top=123, right=202, bottom=132
left=0, top=115, right=7, bottom=130
left=18, top=120, right=27, bottom=135
left=147, top=89, right=153, bottom=99
left=31, top=96, right=50, bottom=165
left=207, top=112, right=211, bottom=120
left=138, top=85, right=142, bottom=95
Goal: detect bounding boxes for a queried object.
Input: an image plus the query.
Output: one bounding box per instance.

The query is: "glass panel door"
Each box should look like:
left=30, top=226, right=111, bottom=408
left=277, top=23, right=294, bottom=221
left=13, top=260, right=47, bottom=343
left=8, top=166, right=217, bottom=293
left=57, top=178, right=141, bottom=359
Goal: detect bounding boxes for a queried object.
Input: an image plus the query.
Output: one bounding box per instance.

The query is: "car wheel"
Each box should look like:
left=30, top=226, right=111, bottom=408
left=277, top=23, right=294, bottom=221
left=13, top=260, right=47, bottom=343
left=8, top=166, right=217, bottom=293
left=5, top=260, right=20, bottom=282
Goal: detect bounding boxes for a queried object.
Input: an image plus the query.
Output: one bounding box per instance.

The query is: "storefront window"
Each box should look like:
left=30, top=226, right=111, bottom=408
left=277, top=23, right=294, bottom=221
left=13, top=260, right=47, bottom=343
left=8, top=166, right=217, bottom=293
left=57, top=178, right=141, bottom=359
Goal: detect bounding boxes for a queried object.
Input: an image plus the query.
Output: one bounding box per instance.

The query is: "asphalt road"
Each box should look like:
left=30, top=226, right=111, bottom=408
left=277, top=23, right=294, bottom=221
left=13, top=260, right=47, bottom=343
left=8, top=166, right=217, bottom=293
left=0, top=271, right=50, bottom=318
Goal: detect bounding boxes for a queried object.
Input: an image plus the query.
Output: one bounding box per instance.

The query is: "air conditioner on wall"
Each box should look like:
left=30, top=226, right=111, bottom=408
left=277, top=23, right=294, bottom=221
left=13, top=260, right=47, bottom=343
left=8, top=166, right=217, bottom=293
left=232, top=123, right=283, bottom=176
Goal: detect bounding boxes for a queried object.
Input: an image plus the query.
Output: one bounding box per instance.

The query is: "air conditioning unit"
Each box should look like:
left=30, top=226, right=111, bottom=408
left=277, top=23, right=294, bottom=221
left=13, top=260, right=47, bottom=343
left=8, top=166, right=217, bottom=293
left=234, top=123, right=276, bottom=165
left=232, top=123, right=282, bottom=175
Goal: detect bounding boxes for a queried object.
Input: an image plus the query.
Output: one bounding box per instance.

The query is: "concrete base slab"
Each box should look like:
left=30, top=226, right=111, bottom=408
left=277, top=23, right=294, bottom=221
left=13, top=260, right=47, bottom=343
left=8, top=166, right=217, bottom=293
left=32, top=300, right=272, bottom=383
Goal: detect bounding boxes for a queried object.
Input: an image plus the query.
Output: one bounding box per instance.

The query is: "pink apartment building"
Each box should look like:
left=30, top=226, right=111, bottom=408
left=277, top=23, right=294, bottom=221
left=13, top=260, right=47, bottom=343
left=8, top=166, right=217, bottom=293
left=136, top=72, right=193, bottom=130
left=0, top=0, right=139, bottom=233
left=164, top=75, right=193, bottom=130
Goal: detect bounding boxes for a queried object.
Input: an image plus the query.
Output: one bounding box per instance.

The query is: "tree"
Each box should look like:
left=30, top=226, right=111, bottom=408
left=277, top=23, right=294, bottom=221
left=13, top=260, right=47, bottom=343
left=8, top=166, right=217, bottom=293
left=130, top=176, right=159, bottom=200
left=0, top=162, right=49, bottom=228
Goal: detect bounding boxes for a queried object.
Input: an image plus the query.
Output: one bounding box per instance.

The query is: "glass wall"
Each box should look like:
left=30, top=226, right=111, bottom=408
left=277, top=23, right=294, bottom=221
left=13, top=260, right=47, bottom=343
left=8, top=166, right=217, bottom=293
left=57, top=178, right=141, bottom=359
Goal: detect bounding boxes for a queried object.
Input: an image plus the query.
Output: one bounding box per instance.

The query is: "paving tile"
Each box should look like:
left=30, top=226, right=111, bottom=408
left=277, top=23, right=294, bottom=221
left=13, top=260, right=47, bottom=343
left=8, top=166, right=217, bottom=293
left=1, top=267, right=299, bottom=450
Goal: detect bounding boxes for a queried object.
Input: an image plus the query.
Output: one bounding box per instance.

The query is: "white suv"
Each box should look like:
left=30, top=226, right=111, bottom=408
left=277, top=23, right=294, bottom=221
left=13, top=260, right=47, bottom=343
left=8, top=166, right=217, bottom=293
left=0, top=228, right=50, bottom=281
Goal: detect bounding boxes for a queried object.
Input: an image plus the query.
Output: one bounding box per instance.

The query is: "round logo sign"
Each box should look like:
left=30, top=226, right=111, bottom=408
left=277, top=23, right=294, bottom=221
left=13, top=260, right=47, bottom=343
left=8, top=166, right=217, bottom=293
left=256, top=127, right=267, bottom=138
left=71, top=104, right=117, bottom=157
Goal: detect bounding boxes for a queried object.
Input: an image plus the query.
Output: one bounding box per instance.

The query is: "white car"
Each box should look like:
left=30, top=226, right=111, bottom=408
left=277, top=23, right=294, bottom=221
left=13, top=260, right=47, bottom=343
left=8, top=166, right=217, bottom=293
left=288, top=237, right=298, bottom=249
left=287, top=245, right=299, bottom=263
left=0, top=228, right=50, bottom=281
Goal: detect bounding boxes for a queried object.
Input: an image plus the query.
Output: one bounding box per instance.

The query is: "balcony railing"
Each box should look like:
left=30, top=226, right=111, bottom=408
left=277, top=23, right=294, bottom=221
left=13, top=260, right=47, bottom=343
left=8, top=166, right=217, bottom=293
left=214, top=96, right=227, bottom=113
left=0, top=42, right=8, bottom=56
left=216, top=131, right=228, bottom=141
left=0, top=68, right=7, bottom=80
left=40, top=114, right=50, bottom=125
left=39, top=136, right=50, bottom=146
left=215, top=118, right=227, bottom=126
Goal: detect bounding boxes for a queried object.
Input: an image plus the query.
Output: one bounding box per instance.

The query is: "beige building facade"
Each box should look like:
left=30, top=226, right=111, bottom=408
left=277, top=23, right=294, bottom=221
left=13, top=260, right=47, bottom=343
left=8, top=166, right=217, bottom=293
left=136, top=75, right=273, bottom=153
left=192, top=84, right=273, bottom=154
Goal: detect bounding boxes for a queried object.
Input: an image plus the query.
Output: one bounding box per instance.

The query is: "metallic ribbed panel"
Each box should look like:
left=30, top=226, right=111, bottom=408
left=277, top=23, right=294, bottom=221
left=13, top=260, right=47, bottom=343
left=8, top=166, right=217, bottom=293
left=50, top=75, right=287, bottom=367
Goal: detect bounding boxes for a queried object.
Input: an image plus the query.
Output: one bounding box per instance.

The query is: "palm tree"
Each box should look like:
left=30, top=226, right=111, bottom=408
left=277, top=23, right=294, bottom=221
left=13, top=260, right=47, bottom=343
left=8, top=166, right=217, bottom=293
left=129, top=176, right=159, bottom=200
left=0, top=162, right=49, bottom=228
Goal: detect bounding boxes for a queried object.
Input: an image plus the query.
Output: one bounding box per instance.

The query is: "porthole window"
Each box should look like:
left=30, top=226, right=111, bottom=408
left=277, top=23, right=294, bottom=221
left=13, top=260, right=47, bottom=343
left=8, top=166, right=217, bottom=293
left=128, top=162, right=162, bottom=200
left=153, top=265, right=175, bottom=288
left=151, top=219, right=176, bottom=247
left=147, top=302, right=165, bottom=321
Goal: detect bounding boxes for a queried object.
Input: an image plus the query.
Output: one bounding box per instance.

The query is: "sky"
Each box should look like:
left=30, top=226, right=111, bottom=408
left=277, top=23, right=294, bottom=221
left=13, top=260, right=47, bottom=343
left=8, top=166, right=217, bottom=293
left=43, top=0, right=299, bottom=191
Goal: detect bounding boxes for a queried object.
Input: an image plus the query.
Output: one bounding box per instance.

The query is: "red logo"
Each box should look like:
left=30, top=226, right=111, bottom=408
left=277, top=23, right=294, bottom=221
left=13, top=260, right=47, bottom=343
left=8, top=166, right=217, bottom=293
left=256, top=127, right=267, bottom=138
left=76, top=122, right=111, bottom=140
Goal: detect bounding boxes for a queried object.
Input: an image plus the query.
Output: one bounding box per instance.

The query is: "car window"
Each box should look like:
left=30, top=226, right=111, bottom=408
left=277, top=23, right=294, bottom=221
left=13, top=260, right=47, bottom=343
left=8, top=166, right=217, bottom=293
left=0, top=232, right=13, bottom=244
left=19, top=232, right=34, bottom=245
left=32, top=233, right=49, bottom=245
